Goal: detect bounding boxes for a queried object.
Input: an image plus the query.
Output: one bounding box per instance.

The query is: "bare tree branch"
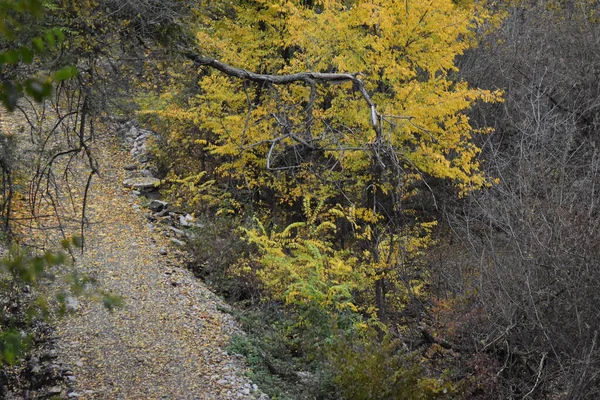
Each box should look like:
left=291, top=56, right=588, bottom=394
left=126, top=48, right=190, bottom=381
left=183, top=52, right=381, bottom=129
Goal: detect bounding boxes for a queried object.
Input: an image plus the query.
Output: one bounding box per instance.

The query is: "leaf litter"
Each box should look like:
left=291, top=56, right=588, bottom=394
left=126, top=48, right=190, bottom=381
left=6, top=122, right=265, bottom=399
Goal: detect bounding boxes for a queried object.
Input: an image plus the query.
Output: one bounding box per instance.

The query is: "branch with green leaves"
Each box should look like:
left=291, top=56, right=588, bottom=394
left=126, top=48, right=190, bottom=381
left=0, top=0, right=78, bottom=111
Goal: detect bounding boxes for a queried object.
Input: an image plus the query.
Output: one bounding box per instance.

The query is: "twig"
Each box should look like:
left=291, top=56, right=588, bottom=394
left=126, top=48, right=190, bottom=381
left=522, top=352, right=547, bottom=399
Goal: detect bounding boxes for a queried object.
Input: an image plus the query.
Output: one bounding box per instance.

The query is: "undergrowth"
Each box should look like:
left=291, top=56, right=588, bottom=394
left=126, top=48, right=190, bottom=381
left=228, top=306, right=339, bottom=400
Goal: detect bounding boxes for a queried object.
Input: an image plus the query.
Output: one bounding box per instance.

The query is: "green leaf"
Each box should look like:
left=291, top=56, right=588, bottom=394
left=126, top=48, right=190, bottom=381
left=53, top=66, right=78, bottom=81
left=20, top=47, right=33, bottom=63
left=3, top=49, right=20, bottom=64
left=102, top=293, right=124, bottom=312
left=61, top=238, right=70, bottom=250
left=44, top=31, right=55, bottom=46
left=16, top=0, right=43, bottom=16
left=0, top=20, right=14, bottom=41
left=0, top=329, right=27, bottom=365
left=72, top=235, right=83, bottom=248
left=24, top=79, right=52, bottom=102
left=0, top=82, right=21, bottom=111
left=32, top=256, right=44, bottom=275
left=56, top=291, right=67, bottom=316
left=53, top=28, right=65, bottom=42
left=31, top=37, right=44, bottom=52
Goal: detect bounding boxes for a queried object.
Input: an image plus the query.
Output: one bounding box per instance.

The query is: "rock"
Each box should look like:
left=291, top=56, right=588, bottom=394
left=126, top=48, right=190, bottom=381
left=157, top=215, right=173, bottom=225
left=148, top=200, right=168, bottom=212
left=241, top=388, right=250, bottom=395
left=137, top=129, right=154, bottom=139
left=122, top=177, right=160, bottom=190
left=116, top=121, right=136, bottom=137
left=169, top=226, right=185, bottom=236
left=179, top=214, right=194, bottom=227
left=170, top=238, right=186, bottom=247
left=217, top=379, right=228, bottom=385
left=296, top=370, right=313, bottom=385
left=65, top=296, right=79, bottom=312
left=123, top=164, right=138, bottom=171
left=48, top=386, right=62, bottom=395
left=168, top=204, right=185, bottom=214
left=140, top=168, right=155, bottom=178
left=112, top=115, right=129, bottom=124
left=154, top=209, right=170, bottom=217
left=49, top=363, right=62, bottom=372
left=126, top=125, right=138, bottom=139
left=159, top=248, right=167, bottom=255
left=68, top=392, right=82, bottom=398
left=132, top=143, right=146, bottom=155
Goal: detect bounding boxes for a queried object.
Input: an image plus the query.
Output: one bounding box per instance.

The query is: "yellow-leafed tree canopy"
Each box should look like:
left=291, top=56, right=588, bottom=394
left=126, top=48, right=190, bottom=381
left=146, top=0, right=501, bottom=322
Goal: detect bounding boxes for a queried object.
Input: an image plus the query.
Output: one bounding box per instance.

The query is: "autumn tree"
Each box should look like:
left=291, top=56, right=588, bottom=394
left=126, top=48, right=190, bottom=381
left=1, top=0, right=507, bottom=395
left=140, top=1, right=501, bottom=393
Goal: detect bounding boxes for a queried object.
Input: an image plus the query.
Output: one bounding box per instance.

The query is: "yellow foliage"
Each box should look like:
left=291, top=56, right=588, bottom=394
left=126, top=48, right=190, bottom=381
left=145, top=0, right=503, bottom=324
left=176, top=0, right=503, bottom=190
left=240, top=199, right=365, bottom=314
left=239, top=197, right=438, bottom=320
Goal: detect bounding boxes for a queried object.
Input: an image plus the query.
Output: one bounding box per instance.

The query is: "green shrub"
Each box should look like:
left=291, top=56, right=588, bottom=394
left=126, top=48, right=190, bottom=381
left=228, top=306, right=339, bottom=400
left=327, top=329, right=455, bottom=400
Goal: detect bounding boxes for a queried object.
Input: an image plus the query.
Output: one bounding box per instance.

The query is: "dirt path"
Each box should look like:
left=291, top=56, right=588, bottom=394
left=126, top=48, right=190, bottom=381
left=43, top=135, right=263, bottom=399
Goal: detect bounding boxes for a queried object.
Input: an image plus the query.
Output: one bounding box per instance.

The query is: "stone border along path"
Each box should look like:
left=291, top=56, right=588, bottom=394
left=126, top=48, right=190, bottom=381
left=50, top=122, right=267, bottom=399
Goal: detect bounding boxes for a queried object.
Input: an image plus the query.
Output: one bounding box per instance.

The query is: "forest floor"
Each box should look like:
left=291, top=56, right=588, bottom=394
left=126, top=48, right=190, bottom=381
left=3, top=114, right=263, bottom=399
